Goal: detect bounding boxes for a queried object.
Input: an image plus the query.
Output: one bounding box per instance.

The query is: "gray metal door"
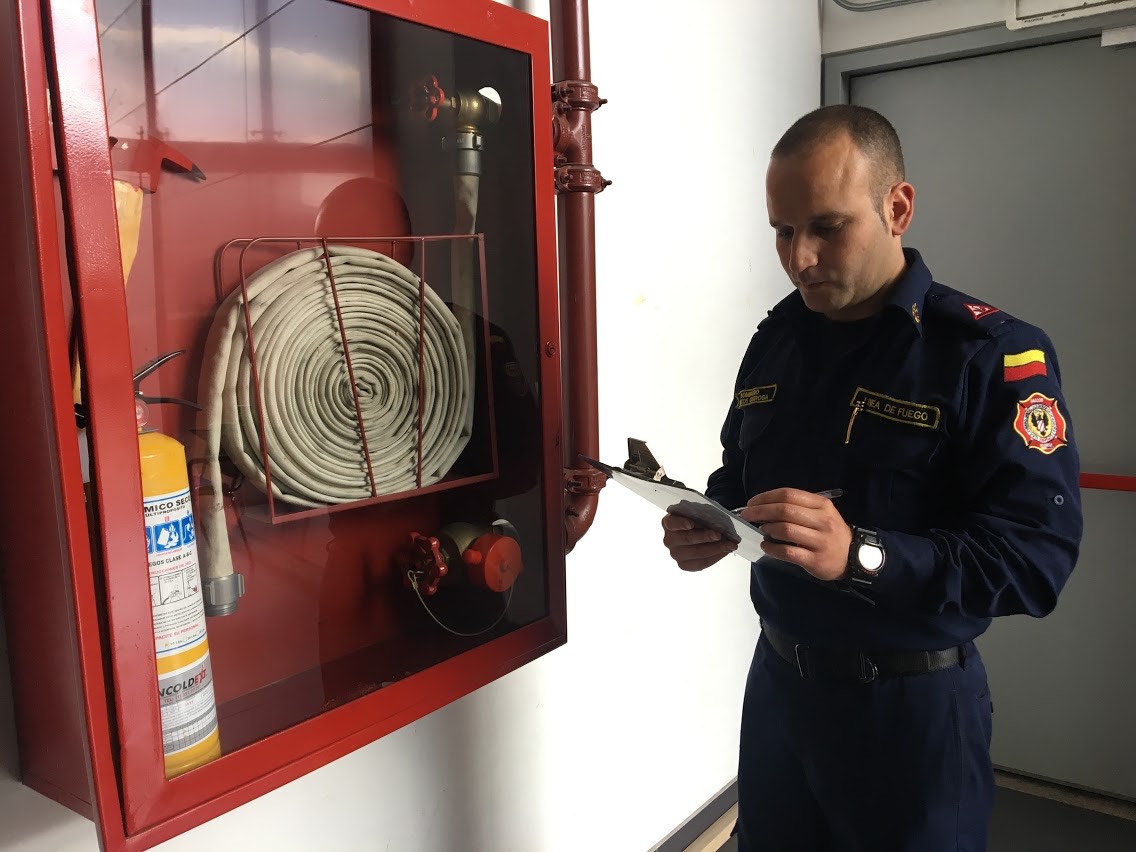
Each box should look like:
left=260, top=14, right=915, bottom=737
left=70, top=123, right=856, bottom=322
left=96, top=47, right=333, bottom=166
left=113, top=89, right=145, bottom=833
left=850, top=36, right=1136, bottom=800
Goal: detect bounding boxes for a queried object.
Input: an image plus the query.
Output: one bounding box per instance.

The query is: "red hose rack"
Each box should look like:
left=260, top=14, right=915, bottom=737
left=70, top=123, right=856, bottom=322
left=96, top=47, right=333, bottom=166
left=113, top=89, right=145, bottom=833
left=213, top=235, right=499, bottom=523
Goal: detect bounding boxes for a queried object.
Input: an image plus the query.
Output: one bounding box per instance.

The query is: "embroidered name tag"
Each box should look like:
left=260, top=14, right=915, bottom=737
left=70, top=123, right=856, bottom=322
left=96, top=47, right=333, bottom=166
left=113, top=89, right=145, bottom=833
left=851, top=387, right=941, bottom=430
left=736, top=384, right=777, bottom=409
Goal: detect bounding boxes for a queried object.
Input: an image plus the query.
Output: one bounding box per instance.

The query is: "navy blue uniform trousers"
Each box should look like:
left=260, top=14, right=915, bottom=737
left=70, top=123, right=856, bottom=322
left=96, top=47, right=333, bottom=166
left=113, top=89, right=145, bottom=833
left=736, top=635, right=994, bottom=852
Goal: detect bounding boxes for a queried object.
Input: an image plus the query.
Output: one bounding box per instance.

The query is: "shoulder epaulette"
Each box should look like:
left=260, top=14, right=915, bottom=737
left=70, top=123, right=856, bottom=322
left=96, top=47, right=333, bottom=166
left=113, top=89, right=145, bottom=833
left=923, top=283, right=1016, bottom=339
left=757, top=292, right=801, bottom=331
left=756, top=310, right=785, bottom=332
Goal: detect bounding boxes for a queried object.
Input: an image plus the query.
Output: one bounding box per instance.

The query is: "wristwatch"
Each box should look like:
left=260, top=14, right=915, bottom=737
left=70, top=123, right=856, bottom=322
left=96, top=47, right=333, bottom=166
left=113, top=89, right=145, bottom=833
left=845, top=525, right=886, bottom=582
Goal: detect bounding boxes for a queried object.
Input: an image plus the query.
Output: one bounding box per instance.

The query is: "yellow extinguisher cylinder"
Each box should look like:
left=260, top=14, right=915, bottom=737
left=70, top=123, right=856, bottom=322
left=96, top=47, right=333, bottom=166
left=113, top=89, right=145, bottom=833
left=139, top=429, right=222, bottom=778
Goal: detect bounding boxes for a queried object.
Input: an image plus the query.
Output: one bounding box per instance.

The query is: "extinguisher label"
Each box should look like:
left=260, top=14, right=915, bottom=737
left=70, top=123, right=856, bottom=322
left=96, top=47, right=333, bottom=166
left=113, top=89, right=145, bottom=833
left=145, top=487, right=208, bottom=655
left=157, top=648, right=219, bottom=755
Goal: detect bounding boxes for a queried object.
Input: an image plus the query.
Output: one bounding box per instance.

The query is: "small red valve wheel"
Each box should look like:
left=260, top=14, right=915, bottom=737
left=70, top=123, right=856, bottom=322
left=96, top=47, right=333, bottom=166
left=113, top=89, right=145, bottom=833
left=410, top=74, right=446, bottom=122
left=404, top=532, right=447, bottom=595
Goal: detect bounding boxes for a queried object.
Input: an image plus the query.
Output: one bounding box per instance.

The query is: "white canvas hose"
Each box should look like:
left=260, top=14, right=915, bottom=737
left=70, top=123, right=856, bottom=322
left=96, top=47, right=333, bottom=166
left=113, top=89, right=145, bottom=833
left=450, top=173, right=480, bottom=386
left=196, top=244, right=472, bottom=594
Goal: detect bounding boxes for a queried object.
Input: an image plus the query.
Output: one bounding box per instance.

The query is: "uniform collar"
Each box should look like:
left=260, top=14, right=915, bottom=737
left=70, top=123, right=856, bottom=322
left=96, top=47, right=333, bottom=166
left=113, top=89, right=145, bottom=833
left=771, top=247, right=932, bottom=336
left=884, top=248, right=932, bottom=336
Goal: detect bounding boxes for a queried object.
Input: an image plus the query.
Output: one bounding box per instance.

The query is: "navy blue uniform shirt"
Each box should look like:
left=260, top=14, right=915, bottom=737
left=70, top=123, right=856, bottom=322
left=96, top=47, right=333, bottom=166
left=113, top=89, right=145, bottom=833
left=706, top=249, right=1083, bottom=652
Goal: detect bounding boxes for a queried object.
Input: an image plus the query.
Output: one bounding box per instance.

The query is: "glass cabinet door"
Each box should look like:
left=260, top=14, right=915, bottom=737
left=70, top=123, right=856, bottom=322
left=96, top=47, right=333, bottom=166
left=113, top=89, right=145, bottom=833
left=57, top=0, right=560, bottom=836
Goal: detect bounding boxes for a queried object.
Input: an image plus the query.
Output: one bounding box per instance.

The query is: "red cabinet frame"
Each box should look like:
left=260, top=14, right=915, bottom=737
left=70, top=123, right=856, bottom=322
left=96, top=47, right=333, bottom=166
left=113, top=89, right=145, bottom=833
left=0, top=1, right=565, bottom=849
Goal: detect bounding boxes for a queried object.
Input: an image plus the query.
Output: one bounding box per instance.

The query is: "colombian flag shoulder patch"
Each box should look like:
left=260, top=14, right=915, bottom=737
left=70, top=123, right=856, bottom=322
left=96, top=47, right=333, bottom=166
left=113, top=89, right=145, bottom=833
left=1003, top=349, right=1047, bottom=382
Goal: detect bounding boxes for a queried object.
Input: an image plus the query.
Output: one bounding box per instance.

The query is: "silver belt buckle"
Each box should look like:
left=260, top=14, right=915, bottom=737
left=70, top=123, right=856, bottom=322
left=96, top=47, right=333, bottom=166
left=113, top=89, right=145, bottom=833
left=858, top=653, right=879, bottom=683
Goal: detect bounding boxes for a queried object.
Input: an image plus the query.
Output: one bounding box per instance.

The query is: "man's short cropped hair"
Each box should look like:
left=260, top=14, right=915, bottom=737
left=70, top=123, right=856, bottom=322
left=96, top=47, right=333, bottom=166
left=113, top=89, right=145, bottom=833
left=772, top=105, right=906, bottom=207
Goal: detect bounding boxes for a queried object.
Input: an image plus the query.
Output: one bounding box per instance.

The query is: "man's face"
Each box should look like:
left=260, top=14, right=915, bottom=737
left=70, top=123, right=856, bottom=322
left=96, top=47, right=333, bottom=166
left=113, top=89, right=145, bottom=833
left=766, top=133, right=909, bottom=321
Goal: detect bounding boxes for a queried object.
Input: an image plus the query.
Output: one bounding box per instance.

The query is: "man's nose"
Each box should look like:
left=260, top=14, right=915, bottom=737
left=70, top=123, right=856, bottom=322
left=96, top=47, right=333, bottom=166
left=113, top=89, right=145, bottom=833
left=789, top=235, right=818, bottom=275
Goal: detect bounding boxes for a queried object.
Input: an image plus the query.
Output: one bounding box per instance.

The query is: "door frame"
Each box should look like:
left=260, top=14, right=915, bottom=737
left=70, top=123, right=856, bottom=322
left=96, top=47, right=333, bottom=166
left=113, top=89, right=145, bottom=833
left=824, top=14, right=1136, bottom=501
left=819, top=12, right=1136, bottom=803
left=822, top=14, right=1136, bottom=106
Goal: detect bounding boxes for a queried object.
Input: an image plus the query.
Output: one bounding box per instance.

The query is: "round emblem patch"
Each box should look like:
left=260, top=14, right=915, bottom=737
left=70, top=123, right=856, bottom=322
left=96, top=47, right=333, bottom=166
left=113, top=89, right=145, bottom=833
left=1013, top=393, right=1067, bottom=454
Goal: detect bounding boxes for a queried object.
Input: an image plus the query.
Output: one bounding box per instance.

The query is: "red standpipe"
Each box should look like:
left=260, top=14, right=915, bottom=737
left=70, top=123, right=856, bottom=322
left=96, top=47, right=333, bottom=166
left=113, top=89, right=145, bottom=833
left=551, top=0, right=609, bottom=552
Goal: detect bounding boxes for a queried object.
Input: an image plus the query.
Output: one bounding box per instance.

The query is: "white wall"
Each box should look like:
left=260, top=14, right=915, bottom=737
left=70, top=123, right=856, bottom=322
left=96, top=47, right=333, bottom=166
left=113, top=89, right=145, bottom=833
left=0, top=2, right=820, bottom=850
left=821, top=0, right=1004, bottom=54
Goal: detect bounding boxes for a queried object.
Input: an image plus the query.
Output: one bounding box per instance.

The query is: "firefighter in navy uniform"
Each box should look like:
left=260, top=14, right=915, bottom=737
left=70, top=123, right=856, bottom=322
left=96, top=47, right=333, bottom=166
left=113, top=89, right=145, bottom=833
left=662, top=105, right=1082, bottom=852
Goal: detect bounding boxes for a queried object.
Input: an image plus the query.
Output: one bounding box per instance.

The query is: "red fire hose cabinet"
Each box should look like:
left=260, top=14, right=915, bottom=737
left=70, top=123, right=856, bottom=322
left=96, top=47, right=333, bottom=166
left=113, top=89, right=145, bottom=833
left=0, top=0, right=565, bottom=847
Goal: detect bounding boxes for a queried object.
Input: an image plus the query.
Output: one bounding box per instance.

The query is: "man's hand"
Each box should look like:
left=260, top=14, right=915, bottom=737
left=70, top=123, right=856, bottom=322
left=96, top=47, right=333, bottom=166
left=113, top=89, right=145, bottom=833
left=739, top=488, right=851, bottom=581
left=661, top=514, right=738, bottom=572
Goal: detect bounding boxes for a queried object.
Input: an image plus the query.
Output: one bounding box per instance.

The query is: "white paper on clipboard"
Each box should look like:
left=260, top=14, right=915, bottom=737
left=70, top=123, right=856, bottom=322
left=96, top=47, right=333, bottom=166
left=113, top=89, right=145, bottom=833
left=580, top=455, right=766, bottom=561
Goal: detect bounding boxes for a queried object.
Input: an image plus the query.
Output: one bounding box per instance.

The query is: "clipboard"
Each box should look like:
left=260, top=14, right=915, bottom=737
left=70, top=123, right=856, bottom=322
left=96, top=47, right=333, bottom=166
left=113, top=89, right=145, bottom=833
left=579, top=453, right=767, bottom=562
left=580, top=440, right=876, bottom=605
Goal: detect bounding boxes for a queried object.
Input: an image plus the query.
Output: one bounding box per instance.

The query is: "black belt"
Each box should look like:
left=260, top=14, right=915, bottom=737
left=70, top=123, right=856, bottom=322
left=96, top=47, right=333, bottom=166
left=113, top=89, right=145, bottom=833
left=761, top=621, right=964, bottom=683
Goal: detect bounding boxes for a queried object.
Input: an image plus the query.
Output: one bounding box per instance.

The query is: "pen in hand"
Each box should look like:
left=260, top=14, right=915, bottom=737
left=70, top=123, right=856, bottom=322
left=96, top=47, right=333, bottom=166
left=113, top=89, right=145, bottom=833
left=732, top=488, right=842, bottom=514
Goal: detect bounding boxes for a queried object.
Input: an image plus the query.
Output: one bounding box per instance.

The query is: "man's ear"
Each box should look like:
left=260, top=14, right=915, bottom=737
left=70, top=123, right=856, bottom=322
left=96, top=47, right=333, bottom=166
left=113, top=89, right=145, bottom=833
left=887, top=182, right=915, bottom=236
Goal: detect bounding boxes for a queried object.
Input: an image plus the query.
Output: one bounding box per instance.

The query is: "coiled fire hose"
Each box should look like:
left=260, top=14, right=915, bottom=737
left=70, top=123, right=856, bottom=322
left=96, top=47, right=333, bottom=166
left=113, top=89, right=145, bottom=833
left=196, top=244, right=472, bottom=613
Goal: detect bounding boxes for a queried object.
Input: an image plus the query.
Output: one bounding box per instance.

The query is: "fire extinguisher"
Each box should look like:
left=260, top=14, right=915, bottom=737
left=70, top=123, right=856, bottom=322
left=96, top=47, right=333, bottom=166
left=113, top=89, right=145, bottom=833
left=134, top=351, right=222, bottom=778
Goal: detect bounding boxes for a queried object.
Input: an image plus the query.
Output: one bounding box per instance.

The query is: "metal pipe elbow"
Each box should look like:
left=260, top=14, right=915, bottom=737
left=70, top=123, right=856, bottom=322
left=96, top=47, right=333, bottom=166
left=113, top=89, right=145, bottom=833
left=564, top=492, right=600, bottom=553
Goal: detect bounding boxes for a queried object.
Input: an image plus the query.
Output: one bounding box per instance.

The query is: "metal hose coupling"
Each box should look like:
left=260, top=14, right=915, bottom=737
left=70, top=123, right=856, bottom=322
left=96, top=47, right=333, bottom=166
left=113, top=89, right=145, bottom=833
left=445, top=88, right=501, bottom=177
left=203, top=573, right=245, bottom=617
left=410, top=76, right=502, bottom=177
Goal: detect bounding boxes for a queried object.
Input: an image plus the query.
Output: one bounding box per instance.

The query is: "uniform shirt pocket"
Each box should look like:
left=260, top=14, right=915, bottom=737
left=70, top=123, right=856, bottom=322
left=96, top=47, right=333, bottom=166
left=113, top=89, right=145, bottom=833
left=737, top=399, right=785, bottom=496
left=738, top=402, right=777, bottom=450
left=842, top=412, right=946, bottom=531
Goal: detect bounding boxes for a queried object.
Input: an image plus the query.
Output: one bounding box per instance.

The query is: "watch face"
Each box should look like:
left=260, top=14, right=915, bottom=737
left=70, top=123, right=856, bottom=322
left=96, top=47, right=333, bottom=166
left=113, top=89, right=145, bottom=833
left=857, top=542, right=885, bottom=573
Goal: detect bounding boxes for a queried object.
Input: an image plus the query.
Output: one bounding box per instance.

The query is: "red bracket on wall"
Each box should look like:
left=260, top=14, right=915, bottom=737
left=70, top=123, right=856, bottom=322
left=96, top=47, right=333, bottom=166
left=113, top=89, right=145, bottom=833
left=564, top=467, right=606, bottom=495
left=1080, top=473, right=1136, bottom=492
